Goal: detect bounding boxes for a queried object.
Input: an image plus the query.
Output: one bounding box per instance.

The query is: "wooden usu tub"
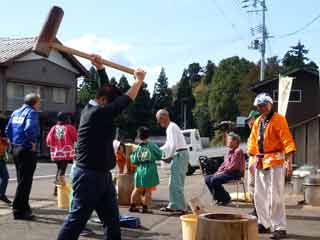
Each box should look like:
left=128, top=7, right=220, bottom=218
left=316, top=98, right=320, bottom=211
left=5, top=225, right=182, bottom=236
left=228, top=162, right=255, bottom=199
left=196, top=213, right=258, bottom=240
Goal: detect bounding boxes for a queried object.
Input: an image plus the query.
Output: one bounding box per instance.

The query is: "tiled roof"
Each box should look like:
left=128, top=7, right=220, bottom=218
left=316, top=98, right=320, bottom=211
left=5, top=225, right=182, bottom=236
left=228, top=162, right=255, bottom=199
left=0, top=37, right=87, bottom=76
left=0, top=37, right=36, bottom=63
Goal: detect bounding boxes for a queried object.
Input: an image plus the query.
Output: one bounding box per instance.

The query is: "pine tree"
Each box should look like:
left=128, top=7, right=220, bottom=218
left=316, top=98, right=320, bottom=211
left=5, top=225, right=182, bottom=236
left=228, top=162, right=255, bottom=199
left=283, top=41, right=309, bottom=72
left=110, top=77, right=118, bottom=86
left=127, top=83, right=153, bottom=138
left=173, top=69, right=195, bottom=129
left=152, top=68, right=172, bottom=113
left=192, top=60, right=216, bottom=137
left=118, top=75, right=131, bottom=93
left=187, top=62, right=202, bottom=86
left=202, top=60, right=216, bottom=85
left=78, top=67, right=100, bottom=107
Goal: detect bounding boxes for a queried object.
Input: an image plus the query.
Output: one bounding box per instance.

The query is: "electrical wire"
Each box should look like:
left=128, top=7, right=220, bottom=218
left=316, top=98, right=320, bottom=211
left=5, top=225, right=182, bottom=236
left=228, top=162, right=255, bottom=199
left=267, top=38, right=273, bottom=58
left=275, top=13, right=320, bottom=39
left=210, top=0, right=247, bottom=41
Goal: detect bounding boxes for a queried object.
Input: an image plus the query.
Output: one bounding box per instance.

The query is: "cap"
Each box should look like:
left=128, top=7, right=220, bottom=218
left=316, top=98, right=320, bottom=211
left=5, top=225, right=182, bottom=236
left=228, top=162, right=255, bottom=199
left=254, top=93, right=273, bottom=106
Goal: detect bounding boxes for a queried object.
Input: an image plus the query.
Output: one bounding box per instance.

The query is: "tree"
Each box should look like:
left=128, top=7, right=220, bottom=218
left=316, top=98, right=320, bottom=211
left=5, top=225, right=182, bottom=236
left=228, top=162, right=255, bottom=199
left=127, top=83, right=153, bottom=138
left=173, top=69, right=195, bottom=129
left=118, top=75, right=130, bottom=92
left=208, top=56, right=252, bottom=123
left=152, top=68, right=172, bottom=113
left=202, top=60, right=216, bottom=85
left=192, top=60, right=216, bottom=137
left=110, top=77, right=118, bottom=86
left=113, top=75, right=131, bottom=139
left=283, top=41, right=309, bottom=72
left=187, top=63, right=202, bottom=86
left=265, top=56, right=282, bottom=79
left=306, top=61, right=319, bottom=72
left=193, top=81, right=210, bottom=137
left=238, top=64, right=259, bottom=115
left=78, top=67, right=100, bottom=107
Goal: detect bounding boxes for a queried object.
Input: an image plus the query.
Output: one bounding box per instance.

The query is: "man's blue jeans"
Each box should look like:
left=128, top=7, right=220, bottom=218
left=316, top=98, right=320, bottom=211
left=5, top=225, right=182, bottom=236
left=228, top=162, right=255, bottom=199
left=0, top=160, right=9, bottom=196
left=205, top=171, right=242, bottom=203
left=57, top=166, right=121, bottom=240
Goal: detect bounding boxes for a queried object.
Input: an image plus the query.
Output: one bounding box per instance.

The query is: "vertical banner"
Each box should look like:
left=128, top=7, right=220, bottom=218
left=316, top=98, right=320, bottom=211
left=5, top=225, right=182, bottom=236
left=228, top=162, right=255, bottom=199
left=278, top=74, right=294, bottom=116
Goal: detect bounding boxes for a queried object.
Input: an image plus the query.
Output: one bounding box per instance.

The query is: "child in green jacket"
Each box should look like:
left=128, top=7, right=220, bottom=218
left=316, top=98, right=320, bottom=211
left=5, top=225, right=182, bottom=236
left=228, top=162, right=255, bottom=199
left=129, top=127, right=162, bottom=213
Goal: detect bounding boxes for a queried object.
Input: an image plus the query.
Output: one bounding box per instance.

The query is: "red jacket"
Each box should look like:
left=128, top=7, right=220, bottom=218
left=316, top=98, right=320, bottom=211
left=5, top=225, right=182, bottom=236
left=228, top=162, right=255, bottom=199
left=46, top=123, right=77, bottom=161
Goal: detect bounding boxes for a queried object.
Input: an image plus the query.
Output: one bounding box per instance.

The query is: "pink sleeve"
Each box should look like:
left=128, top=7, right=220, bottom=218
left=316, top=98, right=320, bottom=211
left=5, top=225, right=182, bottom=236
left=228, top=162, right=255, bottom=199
left=46, top=126, right=55, bottom=146
left=69, top=125, right=78, bottom=143
left=215, top=160, right=226, bottom=175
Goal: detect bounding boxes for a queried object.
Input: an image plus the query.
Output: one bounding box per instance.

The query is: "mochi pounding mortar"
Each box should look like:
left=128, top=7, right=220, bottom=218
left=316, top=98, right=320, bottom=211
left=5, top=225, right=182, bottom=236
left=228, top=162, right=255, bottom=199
left=33, top=6, right=135, bottom=75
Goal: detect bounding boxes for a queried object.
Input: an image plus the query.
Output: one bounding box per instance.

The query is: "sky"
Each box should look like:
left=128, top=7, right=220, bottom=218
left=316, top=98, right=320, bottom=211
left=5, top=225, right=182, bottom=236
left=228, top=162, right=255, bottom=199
left=1, top=0, right=319, bottom=92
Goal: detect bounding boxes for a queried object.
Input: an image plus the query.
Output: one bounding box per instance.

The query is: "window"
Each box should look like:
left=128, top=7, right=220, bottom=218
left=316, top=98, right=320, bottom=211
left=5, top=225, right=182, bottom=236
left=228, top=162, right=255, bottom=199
left=183, top=132, right=191, bottom=145
left=24, top=85, right=40, bottom=95
left=7, top=83, right=41, bottom=110
left=7, top=83, right=24, bottom=99
left=52, top=88, right=67, bottom=104
left=273, top=90, right=302, bottom=103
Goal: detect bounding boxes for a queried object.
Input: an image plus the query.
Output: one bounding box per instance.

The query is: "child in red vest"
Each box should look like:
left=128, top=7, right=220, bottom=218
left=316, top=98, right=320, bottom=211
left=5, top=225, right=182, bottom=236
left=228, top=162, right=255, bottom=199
left=46, top=112, right=77, bottom=196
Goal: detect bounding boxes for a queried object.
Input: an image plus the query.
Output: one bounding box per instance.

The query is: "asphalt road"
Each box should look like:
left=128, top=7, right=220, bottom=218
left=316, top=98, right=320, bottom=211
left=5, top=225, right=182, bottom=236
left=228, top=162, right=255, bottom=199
left=2, top=164, right=320, bottom=239
left=8, top=162, right=68, bottom=181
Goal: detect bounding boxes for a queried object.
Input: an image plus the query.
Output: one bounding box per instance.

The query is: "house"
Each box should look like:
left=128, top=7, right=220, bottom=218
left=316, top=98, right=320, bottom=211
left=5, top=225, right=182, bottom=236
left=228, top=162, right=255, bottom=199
left=249, top=68, right=320, bottom=167
left=0, top=37, right=87, bottom=155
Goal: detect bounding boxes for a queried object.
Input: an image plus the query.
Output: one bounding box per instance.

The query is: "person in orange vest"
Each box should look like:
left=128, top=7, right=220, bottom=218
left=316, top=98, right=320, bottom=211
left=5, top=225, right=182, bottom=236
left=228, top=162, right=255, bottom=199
left=248, top=93, right=296, bottom=240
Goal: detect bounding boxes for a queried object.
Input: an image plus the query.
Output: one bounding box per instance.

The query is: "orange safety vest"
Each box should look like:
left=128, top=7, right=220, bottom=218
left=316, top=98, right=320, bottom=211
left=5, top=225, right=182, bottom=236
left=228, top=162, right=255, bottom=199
left=247, top=112, right=296, bottom=169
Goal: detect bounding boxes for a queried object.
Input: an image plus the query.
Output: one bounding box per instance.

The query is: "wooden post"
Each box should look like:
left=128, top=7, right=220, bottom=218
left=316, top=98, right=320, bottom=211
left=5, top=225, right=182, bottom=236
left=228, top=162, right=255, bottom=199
left=117, top=174, right=134, bottom=206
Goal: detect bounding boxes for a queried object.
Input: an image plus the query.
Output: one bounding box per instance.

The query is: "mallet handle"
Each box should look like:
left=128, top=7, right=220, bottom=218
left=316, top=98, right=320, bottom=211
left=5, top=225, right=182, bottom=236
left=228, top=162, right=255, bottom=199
left=51, top=42, right=135, bottom=75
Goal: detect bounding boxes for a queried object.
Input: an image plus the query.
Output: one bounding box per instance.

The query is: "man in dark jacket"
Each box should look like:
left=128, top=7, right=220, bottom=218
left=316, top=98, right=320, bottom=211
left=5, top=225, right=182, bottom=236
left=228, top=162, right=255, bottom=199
left=57, top=55, right=146, bottom=240
left=6, top=93, right=40, bottom=220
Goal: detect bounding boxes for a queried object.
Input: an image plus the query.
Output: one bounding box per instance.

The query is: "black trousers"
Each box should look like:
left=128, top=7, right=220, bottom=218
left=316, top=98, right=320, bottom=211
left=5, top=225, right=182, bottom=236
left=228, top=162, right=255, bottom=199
left=57, top=166, right=121, bottom=240
left=205, top=171, right=242, bottom=202
left=55, top=161, right=69, bottom=182
left=12, top=146, right=37, bottom=214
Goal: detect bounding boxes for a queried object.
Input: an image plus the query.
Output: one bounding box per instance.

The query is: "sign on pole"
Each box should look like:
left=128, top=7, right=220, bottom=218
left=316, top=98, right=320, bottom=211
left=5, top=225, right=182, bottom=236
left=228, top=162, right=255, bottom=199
left=278, top=74, right=294, bottom=116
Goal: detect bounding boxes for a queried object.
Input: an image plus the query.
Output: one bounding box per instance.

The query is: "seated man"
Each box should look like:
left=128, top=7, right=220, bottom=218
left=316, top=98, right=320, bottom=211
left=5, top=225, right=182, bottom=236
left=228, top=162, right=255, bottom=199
left=205, top=132, right=245, bottom=205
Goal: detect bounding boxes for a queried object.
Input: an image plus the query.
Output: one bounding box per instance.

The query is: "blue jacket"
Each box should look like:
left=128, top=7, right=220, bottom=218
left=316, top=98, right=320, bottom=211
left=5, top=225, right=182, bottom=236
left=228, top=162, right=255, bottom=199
left=5, top=104, right=40, bottom=150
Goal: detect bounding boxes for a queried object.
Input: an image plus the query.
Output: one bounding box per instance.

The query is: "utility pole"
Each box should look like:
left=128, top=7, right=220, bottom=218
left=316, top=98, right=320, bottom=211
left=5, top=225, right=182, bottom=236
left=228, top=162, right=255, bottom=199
left=260, top=0, right=266, bottom=81
left=242, top=0, right=268, bottom=81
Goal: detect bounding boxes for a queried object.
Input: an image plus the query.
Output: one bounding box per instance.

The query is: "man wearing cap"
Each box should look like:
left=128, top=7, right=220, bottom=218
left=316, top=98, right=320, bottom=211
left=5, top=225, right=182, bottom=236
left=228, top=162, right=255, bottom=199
left=156, top=109, right=189, bottom=213
left=246, top=110, right=260, bottom=216
left=205, top=132, right=245, bottom=205
left=248, top=93, right=296, bottom=239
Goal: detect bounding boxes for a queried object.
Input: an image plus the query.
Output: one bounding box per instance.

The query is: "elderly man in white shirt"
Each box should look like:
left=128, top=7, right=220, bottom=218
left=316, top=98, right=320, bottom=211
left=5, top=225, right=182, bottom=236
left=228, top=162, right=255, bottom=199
left=156, top=109, right=189, bottom=213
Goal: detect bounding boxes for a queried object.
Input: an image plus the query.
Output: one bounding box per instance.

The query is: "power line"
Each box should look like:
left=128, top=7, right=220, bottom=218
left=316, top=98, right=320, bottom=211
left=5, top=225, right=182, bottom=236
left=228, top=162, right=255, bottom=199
left=267, top=38, right=273, bottom=57
left=210, top=0, right=246, bottom=41
left=275, top=13, right=320, bottom=39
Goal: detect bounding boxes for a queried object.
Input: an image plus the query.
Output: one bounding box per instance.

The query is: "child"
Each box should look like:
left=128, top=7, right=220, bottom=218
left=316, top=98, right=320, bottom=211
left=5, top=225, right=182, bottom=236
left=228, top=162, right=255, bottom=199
left=0, top=130, right=11, bottom=204
left=129, top=127, right=162, bottom=213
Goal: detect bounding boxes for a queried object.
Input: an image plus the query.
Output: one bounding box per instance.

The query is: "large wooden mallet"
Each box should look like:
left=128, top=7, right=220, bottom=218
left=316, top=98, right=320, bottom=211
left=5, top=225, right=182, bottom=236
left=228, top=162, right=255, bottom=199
left=33, top=6, right=135, bottom=75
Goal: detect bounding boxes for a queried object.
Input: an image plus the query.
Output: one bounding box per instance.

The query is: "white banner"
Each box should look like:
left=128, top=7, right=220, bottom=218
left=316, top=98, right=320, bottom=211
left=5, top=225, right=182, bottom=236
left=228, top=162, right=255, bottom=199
left=278, top=75, right=294, bottom=116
